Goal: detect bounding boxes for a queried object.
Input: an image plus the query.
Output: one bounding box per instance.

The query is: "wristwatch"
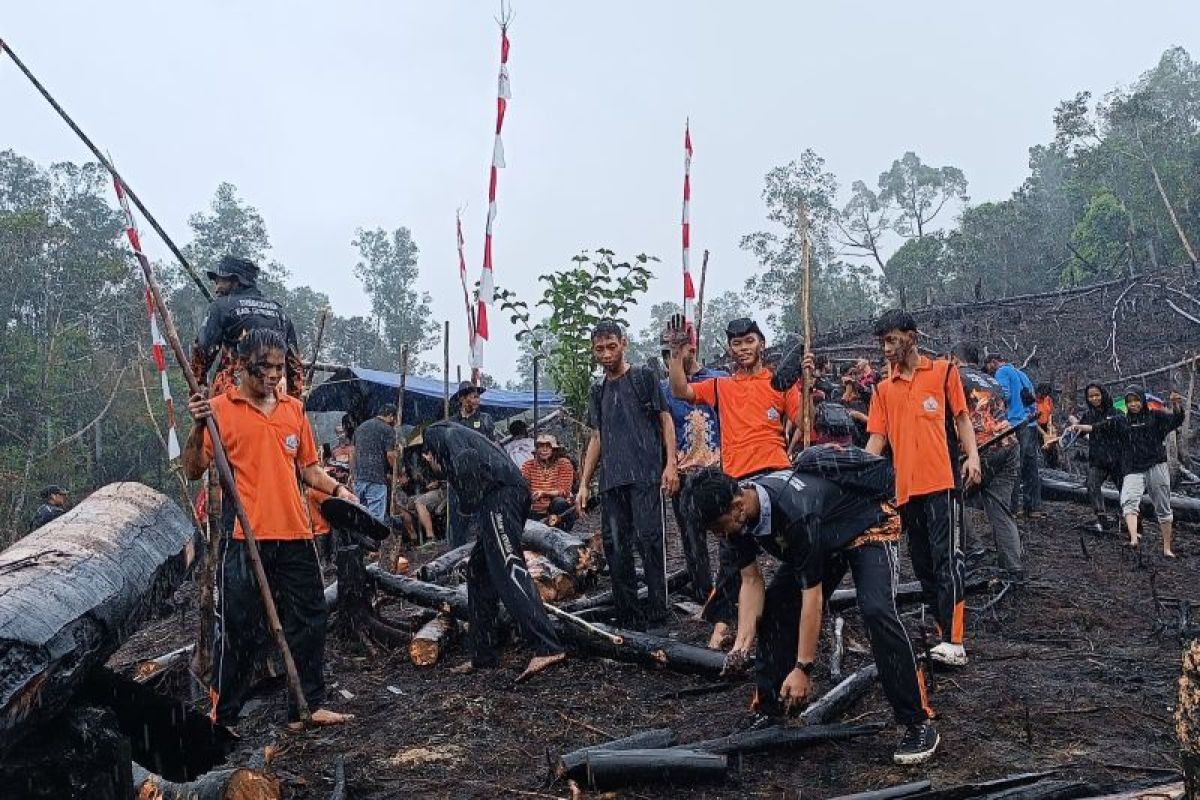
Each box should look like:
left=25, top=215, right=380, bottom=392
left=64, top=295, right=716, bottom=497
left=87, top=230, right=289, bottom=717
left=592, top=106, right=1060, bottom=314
left=794, top=659, right=814, bottom=675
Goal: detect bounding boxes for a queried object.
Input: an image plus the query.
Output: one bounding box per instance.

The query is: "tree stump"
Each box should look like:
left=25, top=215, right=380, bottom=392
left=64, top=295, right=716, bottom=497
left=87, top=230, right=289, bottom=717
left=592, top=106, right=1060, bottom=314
left=1176, top=639, right=1200, bottom=797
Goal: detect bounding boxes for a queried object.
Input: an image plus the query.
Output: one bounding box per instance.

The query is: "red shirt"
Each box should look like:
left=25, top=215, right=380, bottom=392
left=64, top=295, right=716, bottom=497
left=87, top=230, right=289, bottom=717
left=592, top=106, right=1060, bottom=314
left=521, top=456, right=575, bottom=513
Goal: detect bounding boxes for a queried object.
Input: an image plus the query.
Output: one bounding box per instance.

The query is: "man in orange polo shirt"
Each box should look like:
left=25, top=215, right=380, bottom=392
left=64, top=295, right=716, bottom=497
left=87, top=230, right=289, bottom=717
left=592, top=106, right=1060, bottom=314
left=668, top=315, right=801, bottom=649
left=183, top=329, right=356, bottom=731
left=864, top=310, right=981, bottom=668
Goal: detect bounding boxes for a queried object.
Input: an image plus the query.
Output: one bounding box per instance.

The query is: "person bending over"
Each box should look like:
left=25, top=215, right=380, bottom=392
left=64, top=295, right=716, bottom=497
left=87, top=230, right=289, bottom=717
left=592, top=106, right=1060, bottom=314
left=422, top=421, right=566, bottom=680
left=682, top=450, right=939, bottom=766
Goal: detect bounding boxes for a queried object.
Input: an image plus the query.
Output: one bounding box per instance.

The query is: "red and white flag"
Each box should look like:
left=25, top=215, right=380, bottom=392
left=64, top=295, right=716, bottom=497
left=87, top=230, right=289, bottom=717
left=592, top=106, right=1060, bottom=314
left=113, top=176, right=181, bottom=460
left=470, top=23, right=511, bottom=379
left=681, top=121, right=696, bottom=323
left=457, top=209, right=475, bottom=345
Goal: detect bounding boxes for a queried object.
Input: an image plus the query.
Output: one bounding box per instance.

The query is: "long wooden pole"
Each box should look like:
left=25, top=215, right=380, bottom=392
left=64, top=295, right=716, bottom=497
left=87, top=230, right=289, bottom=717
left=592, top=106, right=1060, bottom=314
left=443, top=322, right=451, bottom=419
left=391, top=345, right=409, bottom=519
left=799, top=203, right=814, bottom=449
left=695, top=249, right=710, bottom=361
left=304, top=307, right=331, bottom=390
left=126, top=212, right=310, bottom=721
left=0, top=38, right=213, bottom=301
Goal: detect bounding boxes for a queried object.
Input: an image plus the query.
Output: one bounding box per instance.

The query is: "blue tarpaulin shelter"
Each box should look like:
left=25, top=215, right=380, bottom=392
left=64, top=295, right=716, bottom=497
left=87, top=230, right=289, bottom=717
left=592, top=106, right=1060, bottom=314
left=307, top=366, right=561, bottom=426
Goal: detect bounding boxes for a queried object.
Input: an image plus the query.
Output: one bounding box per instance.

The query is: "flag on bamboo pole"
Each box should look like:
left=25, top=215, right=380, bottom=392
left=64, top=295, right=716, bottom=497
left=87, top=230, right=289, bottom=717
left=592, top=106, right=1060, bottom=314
left=457, top=209, right=476, bottom=350
left=113, top=175, right=181, bottom=459
left=681, top=120, right=696, bottom=324
left=470, top=18, right=511, bottom=379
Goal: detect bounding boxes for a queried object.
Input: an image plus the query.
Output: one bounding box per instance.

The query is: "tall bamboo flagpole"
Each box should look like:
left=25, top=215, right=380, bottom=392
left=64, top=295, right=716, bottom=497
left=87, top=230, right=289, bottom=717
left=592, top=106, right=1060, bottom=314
left=799, top=202, right=814, bottom=449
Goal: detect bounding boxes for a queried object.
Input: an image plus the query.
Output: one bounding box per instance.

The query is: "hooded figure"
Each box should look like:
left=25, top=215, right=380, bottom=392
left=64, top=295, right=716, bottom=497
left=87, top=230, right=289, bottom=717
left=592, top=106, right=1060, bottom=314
left=1073, top=383, right=1127, bottom=531
left=421, top=421, right=565, bottom=678
left=191, top=255, right=304, bottom=396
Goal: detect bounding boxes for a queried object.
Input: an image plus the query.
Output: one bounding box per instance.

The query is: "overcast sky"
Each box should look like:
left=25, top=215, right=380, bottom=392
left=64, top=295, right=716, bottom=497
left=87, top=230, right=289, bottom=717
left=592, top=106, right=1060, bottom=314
left=3, top=2, right=1196, bottom=380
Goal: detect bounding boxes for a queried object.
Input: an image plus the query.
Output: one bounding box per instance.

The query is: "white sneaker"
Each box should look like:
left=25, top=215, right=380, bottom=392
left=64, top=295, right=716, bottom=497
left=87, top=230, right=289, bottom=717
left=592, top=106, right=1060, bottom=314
left=929, top=642, right=968, bottom=667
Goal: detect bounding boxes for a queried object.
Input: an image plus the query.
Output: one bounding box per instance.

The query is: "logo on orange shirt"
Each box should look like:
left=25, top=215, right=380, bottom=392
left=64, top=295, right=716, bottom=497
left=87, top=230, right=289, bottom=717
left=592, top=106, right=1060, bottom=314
left=284, top=434, right=299, bottom=452
left=922, top=396, right=939, bottom=413
left=767, top=408, right=779, bottom=421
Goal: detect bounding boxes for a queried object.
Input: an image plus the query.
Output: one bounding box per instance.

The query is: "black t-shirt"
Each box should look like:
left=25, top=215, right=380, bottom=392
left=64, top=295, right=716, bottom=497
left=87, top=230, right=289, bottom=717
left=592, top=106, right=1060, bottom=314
left=423, top=420, right=526, bottom=514
left=587, top=365, right=665, bottom=492
left=352, top=417, right=394, bottom=484
left=730, top=470, right=890, bottom=590
left=454, top=411, right=496, bottom=441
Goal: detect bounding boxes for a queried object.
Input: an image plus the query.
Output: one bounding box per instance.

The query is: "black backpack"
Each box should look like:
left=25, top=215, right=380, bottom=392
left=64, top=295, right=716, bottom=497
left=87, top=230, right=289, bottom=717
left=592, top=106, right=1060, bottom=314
left=791, top=444, right=894, bottom=501
left=814, top=402, right=856, bottom=438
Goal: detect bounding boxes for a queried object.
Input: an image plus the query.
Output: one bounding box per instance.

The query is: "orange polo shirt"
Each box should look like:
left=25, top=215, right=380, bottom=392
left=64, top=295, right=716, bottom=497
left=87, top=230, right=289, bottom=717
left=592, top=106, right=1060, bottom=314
left=691, top=369, right=801, bottom=479
left=203, top=387, right=318, bottom=541
left=866, top=357, right=967, bottom=506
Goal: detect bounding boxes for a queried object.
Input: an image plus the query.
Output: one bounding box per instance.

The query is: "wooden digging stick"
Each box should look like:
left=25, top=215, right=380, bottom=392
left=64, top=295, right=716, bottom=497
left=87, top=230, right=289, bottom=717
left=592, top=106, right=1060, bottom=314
left=545, top=602, right=625, bottom=645
left=124, top=200, right=311, bottom=722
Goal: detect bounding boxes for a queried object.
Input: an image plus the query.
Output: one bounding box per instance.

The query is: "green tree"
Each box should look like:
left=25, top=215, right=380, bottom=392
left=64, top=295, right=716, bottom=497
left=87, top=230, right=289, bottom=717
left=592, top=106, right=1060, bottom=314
left=352, top=226, right=438, bottom=365
left=883, top=235, right=947, bottom=304
left=497, top=249, right=656, bottom=419
left=627, top=290, right=755, bottom=367
left=1064, top=192, right=1132, bottom=284
left=836, top=180, right=891, bottom=272
left=878, top=152, right=968, bottom=240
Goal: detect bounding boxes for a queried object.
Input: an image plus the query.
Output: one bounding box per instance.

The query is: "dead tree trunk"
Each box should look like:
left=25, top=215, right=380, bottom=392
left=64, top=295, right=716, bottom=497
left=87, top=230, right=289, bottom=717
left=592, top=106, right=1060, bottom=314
left=369, top=566, right=470, bottom=620
left=0, top=706, right=133, bottom=800
left=800, top=664, right=880, bottom=725
left=574, top=748, right=727, bottom=790
left=0, top=482, right=194, bottom=757
left=131, top=762, right=280, bottom=800
left=823, top=780, right=932, bottom=800
left=688, top=722, right=882, bottom=755
left=559, top=569, right=690, bottom=613
left=416, top=542, right=473, bottom=583
left=1177, top=638, right=1200, bottom=798
left=409, top=613, right=459, bottom=667
left=557, top=728, right=676, bottom=779
left=521, top=521, right=594, bottom=577
left=557, top=622, right=726, bottom=676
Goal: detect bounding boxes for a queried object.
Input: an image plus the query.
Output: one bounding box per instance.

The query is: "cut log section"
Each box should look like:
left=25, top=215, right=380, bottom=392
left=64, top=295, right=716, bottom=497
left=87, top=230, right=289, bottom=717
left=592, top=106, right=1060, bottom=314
left=132, top=762, right=281, bottom=800
left=416, top=542, right=474, bottom=583
left=1088, top=782, right=1184, bottom=800
left=1040, top=467, right=1200, bottom=522
left=521, top=521, right=595, bottom=577
left=578, top=748, right=727, bottom=790
left=557, top=728, right=677, bottom=779
left=369, top=566, right=470, bottom=620
left=557, top=622, right=726, bottom=677
left=824, top=780, right=933, bottom=800
left=688, top=722, right=882, bottom=755
left=525, top=550, right=576, bottom=602
left=409, top=613, right=459, bottom=667
left=0, top=482, right=195, bottom=757
left=559, top=569, right=690, bottom=613
left=133, top=645, right=196, bottom=684
left=799, top=664, right=879, bottom=725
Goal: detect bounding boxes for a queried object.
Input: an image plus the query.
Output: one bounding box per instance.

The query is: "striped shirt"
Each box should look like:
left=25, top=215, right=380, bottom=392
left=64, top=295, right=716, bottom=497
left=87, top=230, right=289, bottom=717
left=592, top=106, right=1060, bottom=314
left=521, top=456, right=575, bottom=513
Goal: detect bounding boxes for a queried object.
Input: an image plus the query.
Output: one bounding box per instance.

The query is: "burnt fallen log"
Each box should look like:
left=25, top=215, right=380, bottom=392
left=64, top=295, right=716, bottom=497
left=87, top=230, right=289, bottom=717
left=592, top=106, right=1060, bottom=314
left=979, top=779, right=1093, bottom=800
left=800, top=663, right=880, bottom=725
left=0, top=482, right=195, bottom=757
left=409, top=613, right=459, bottom=667
left=526, top=551, right=576, bottom=602
left=557, top=728, right=677, bottom=779
left=0, top=706, right=133, bottom=800
left=825, top=780, right=933, bottom=800
left=1040, top=468, right=1200, bottom=522
left=557, top=622, right=726, bottom=677
left=131, top=762, right=281, bottom=800
left=369, top=565, right=470, bottom=620
left=688, top=722, right=883, bottom=755
left=829, top=575, right=990, bottom=614
left=907, top=771, right=1055, bottom=799
left=559, top=569, right=690, bottom=613
left=1089, top=781, right=1184, bottom=800
left=521, top=521, right=594, bottom=577
left=416, top=542, right=473, bottom=583
left=576, top=748, right=727, bottom=790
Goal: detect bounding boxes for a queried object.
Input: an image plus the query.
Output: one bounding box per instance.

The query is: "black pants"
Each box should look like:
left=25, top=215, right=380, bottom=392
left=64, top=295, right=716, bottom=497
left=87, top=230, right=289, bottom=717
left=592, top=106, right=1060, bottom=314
left=600, top=483, right=667, bottom=629
left=1012, top=425, right=1042, bottom=513
left=1087, top=463, right=1124, bottom=520
left=754, top=544, right=929, bottom=725
left=900, top=490, right=966, bottom=645
left=466, top=486, right=564, bottom=667
left=530, top=497, right=577, bottom=533
left=700, top=539, right=743, bottom=625
left=211, top=538, right=327, bottom=725
left=671, top=493, right=713, bottom=603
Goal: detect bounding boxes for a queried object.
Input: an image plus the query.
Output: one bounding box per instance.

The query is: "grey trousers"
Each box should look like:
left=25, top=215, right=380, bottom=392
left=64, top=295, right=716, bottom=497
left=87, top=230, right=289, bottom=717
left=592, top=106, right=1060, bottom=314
left=964, top=444, right=1023, bottom=576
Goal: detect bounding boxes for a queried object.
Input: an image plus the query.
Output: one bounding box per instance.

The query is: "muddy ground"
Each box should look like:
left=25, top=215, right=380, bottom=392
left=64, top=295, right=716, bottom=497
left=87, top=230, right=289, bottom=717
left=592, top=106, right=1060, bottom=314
left=111, top=499, right=1192, bottom=799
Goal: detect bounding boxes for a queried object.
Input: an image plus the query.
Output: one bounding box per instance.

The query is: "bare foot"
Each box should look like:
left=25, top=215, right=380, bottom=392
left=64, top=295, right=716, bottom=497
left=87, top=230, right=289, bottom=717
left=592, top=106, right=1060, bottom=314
left=708, top=623, right=733, bottom=651
left=1164, top=549, right=1177, bottom=559
left=286, top=708, right=354, bottom=731
left=516, top=652, right=565, bottom=683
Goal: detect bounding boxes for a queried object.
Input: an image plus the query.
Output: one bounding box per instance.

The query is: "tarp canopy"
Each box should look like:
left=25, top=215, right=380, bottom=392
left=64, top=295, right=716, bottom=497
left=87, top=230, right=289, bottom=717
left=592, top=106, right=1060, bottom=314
left=307, top=366, right=561, bottom=426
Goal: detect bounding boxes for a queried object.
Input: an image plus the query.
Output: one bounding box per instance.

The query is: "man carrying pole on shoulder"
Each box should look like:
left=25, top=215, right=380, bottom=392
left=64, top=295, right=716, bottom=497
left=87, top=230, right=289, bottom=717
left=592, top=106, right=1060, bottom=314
left=183, top=329, right=355, bottom=731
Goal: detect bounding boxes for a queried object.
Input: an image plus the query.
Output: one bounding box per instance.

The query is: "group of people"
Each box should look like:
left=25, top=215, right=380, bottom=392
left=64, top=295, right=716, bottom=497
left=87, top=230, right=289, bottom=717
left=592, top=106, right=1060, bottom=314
left=169, top=252, right=1188, bottom=770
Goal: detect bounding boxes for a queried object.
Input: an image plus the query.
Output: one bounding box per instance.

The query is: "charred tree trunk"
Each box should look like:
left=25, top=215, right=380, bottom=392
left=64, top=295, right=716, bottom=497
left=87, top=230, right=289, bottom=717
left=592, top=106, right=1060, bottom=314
left=0, top=483, right=194, bottom=756
left=557, top=622, right=726, bottom=677
left=574, top=748, right=727, bottom=790
left=369, top=566, right=470, bottom=620
left=332, top=534, right=407, bottom=648
left=131, top=762, right=281, bottom=800
left=559, top=569, right=690, bottom=613
left=521, top=521, right=594, bottom=577
left=799, top=664, right=880, bottom=725
left=416, top=542, right=473, bottom=583
left=409, top=613, right=459, bottom=667
left=557, top=728, right=676, bottom=779
left=1041, top=468, right=1200, bottom=521
left=823, top=780, right=932, bottom=800
left=1177, top=638, right=1200, bottom=798
left=0, top=706, right=133, bottom=800
left=689, top=722, right=882, bottom=755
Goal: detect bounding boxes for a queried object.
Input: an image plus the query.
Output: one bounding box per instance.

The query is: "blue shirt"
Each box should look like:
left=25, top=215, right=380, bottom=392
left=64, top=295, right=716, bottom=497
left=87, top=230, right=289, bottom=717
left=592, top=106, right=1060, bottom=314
left=993, top=363, right=1035, bottom=426
left=661, top=367, right=728, bottom=470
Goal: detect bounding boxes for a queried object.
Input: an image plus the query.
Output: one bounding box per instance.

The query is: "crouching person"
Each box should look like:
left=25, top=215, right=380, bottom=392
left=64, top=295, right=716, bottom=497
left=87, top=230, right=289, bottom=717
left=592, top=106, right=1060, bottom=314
left=682, top=451, right=939, bottom=766
left=183, top=329, right=355, bottom=731
left=421, top=421, right=566, bottom=680
left=521, top=433, right=578, bottom=532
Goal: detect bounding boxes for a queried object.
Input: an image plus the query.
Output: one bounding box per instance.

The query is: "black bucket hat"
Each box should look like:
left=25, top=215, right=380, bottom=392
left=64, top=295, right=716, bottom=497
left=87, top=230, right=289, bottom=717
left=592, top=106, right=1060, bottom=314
left=206, top=255, right=259, bottom=287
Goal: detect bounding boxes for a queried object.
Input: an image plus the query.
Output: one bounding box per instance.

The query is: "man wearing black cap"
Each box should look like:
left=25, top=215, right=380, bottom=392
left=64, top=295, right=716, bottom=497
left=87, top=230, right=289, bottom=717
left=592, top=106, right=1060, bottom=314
left=29, top=485, right=69, bottom=532
left=452, top=381, right=496, bottom=441
left=191, top=254, right=303, bottom=398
